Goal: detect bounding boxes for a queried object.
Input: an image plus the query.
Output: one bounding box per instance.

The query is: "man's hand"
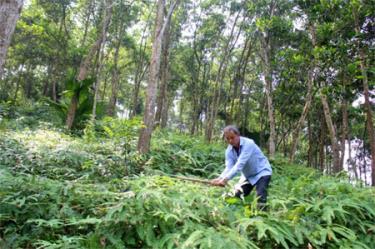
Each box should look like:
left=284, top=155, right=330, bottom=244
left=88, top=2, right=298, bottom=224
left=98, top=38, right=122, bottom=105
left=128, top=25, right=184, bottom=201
left=210, top=178, right=221, bottom=185
left=210, top=178, right=228, bottom=187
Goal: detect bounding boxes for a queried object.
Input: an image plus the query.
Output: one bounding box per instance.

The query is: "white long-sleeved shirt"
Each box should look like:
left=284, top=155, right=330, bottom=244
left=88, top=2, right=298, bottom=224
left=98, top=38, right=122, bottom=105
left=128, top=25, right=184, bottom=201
left=220, top=136, right=272, bottom=185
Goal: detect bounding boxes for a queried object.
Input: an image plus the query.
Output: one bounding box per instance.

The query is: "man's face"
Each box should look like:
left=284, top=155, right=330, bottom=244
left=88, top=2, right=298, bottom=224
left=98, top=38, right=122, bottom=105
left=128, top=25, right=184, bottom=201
left=224, top=131, right=240, bottom=147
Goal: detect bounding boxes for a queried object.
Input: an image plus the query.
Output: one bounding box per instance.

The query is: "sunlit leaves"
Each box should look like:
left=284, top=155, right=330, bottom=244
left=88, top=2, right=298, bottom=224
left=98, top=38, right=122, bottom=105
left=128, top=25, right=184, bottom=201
left=1, top=126, right=375, bottom=248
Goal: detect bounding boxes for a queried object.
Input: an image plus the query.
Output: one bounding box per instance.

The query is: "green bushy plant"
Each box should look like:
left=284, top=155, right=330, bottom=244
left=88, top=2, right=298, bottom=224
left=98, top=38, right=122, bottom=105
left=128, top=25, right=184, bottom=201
left=0, top=101, right=64, bottom=130
left=0, top=129, right=141, bottom=182
left=145, top=131, right=225, bottom=178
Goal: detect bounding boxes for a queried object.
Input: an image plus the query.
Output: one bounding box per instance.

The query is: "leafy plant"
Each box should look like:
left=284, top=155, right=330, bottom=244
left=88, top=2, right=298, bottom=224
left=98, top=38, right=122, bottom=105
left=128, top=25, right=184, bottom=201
left=0, top=122, right=374, bottom=248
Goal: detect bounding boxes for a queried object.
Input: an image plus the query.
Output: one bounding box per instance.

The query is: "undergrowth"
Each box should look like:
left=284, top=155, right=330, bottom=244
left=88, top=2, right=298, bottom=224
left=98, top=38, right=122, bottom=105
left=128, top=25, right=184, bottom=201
left=0, top=114, right=374, bottom=248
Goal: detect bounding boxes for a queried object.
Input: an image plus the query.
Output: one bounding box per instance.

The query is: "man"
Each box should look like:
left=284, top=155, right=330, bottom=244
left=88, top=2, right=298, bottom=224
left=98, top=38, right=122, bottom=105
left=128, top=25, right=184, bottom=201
left=211, top=125, right=272, bottom=209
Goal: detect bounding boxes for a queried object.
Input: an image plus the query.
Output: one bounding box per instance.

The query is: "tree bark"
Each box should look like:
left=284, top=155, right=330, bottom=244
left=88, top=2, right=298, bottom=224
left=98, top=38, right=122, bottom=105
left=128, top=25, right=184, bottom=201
left=189, top=25, right=203, bottom=135
left=260, top=33, right=276, bottom=157
left=340, top=72, right=350, bottom=171
left=106, top=1, right=129, bottom=116
left=24, top=64, right=33, bottom=98
left=155, top=16, right=172, bottom=126
left=289, top=24, right=316, bottom=162
left=160, top=95, right=172, bottom=128
left=307, top=115, right=313, bottom=167
left=130, top=16, right=151, bottom=118
left=205, top=11, right=242, bottom=142
left=340, top=97, right=348, bottom=168
left=78, top=0, right=111, bottom=79
left=320, top=91, right=341, bottom=173
left=259, top=95, right=267, bottom=148
left=352, top=7, right=375, bottom=186
left=12, top=63, right=24, bottom=102
left=0, top=0, right=24, bottom=77
left=318, top=109, right=326, bottom=171
left=137, top=0, right=179, bottom=153
left=65, top=0, right=112, bottom=129
left=106, top=36, right=121, bottom=116
left=231, top=36, right=253, bottom=126
left=80, top=0, right=94, bottom=48
left=92, top=0, right=113, bottom=120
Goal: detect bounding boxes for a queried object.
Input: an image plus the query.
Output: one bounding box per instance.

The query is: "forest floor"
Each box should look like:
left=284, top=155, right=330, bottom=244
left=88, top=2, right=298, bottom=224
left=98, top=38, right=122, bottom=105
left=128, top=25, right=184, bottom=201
left=0, top=110, right=374, bottom=248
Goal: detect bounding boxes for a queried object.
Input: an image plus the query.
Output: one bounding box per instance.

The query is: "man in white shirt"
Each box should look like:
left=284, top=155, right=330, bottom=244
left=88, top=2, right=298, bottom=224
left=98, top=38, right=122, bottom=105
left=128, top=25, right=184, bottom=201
left=211, top=125, right=272, bottom=209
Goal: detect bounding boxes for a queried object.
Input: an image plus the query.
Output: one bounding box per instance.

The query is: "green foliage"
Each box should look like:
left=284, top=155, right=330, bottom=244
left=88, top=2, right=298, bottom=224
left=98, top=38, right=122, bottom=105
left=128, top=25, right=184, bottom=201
left=145, top=131, right=224, bottom=178
left=0, top=120, right=374, bottom=248
left=0, top=128, right=140, bottom=181
left=46, top=76, right=104, bottom=131
left=84, top=116, right=143, bottom=142
left=0, top=101, right=64, bottom=130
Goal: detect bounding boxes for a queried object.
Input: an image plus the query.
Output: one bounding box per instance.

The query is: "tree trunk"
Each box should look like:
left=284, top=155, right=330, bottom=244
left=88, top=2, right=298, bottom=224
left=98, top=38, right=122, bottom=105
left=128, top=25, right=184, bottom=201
left=346, top=125, right=357, bottom=181
left=340, top=72, right=350, bottom=170
left=362, top=127, right=368, bottom=185
left=24, top=64, right=33, bottom=98
left=0, top=0, right=24, bottom=77
left=260, top=33, right=276, bottom=157
left=91, top=46, right=106, bottom=120
left=189, top=28, right=203, bottom=135
left=352, top=7, right=375, bottom=186
left=80, top=0, right=94, bottom=48
left=199, top=62, right=210, bottom=135
left=106, top=1, right=127, bottom=117
left=155, top=17, right=172, bottom=126
left=13, top=63, right=24, bottom=103
left=243, top=92, right=250, bottom=131
left=320, top=92, right=341, bottom=173
left=319, top=110, right=326, bottom=171
left=92, top=0, right=113, bottom=120
left=78, top=0, right=111, bottom=80
left=101, top=72, right=108, bottom=100
left=42, top=79, right=49, bottom=97
left=107, top=40, right=121, bottom=116
left=289, top=24, right=316, bottom=162
left=66, top=92, right=79, bottom=129
left=137, top=0, right=179, bottom=153
left=66, top=0, right=112, bottom=129
left=259, top=95, right=267, bottom=148
left=205, top=12, right=242, bottom=142
left=288, top=72, right=314, bottom=160
left=340, top=97, right=348, bottom=168
left=231, top=36, right=252, bottom=126
left=160, top=95, right=172, bottom=128
left=307, top=115, right=313, bottom=167
left=130, top=18, right=150, bottom=118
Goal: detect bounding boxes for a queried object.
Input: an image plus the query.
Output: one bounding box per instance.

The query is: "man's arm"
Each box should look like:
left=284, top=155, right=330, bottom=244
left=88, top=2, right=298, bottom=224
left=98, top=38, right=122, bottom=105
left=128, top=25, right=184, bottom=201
left=219, top=156, right=235, bottom=178
left=210, top=149, right=234, bottom=186
left=222, top=142, right=254, bottom=180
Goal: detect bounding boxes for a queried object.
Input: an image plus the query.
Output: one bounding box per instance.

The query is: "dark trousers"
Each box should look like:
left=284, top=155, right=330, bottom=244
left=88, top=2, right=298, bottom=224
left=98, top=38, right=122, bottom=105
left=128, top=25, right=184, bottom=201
left=234, top=175, right=271, bottom=206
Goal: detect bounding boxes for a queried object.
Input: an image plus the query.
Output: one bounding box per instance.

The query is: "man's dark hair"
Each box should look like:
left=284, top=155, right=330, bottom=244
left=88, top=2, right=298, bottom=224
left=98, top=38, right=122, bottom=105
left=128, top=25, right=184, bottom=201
left=223, top=125, right=240, bottom=135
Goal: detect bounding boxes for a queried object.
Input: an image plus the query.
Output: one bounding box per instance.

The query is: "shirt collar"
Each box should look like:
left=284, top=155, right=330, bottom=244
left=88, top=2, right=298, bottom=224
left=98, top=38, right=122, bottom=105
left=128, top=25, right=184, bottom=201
left=229, top=136, right=243, bottom=150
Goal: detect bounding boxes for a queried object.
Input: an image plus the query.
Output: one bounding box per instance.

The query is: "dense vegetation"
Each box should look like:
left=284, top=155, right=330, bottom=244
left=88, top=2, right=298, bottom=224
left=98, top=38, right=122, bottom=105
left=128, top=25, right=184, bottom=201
left=0, top=0, right=374, bottom=184
left=1, top=106, right=374, bottom=248
left=0, top=0, right=374, bottom=247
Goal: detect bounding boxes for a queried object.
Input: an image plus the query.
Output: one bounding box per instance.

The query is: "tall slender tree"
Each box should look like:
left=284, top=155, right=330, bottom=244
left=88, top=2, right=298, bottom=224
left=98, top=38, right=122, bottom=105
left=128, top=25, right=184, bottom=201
left=155, top=12, right=172, bottom=127
left=0, top=0, right=24, bottom=77
left=138, top=0, right=179, bottom=153
left=351, top=3, right=375, bottom=186
left=289, top=23, right=317, bottom=162
left=205, top=9, right=243, bottom=142
left=66, top=0, right=112, bottom=129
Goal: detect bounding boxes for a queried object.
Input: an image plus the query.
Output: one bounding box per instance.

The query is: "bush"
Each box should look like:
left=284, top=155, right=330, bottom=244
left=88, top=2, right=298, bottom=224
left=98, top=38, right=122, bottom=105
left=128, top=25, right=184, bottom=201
left=0, top=101, right=64, bottom=130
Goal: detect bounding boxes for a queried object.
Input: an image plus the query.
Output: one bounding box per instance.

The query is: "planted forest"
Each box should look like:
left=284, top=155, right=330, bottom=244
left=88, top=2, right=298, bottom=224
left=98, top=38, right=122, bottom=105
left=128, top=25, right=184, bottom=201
left=0, top=0, right=374, bottom=248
